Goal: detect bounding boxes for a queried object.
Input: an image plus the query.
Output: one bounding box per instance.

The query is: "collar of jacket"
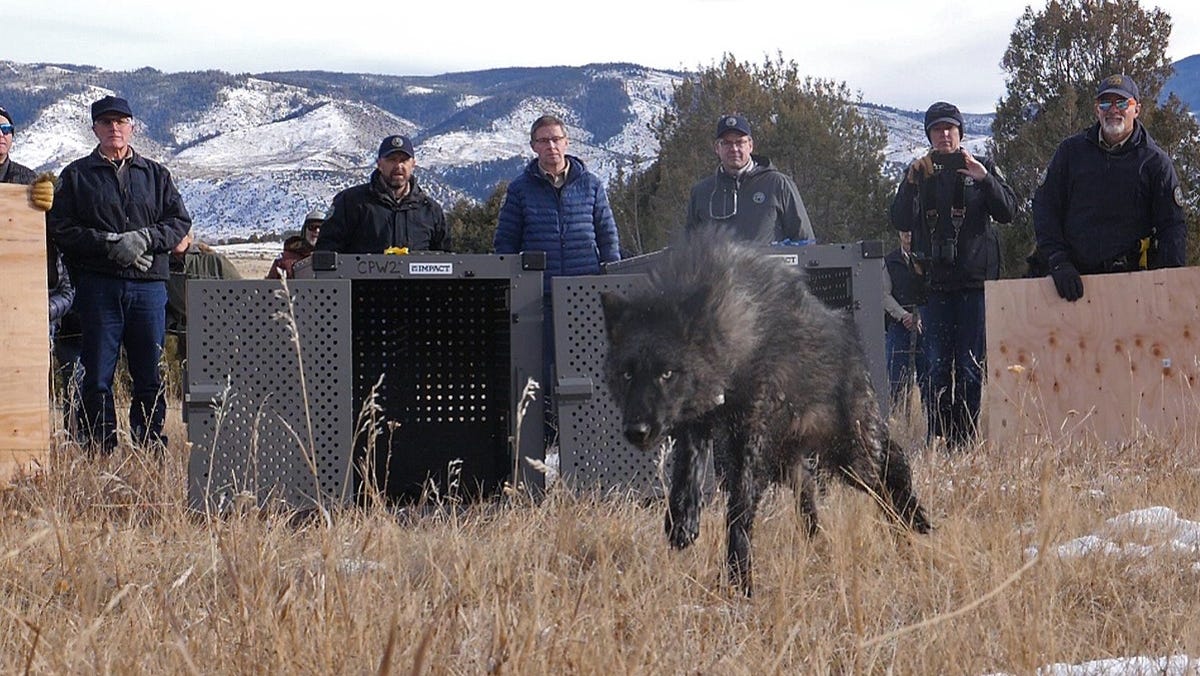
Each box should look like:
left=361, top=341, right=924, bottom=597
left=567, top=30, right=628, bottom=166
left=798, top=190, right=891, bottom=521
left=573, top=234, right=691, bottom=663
left=526, top=154, right=584, bottom=186
left=718, top=153, right=773, bottom=180
left=85, top=146, right=147, bottom=170
left=1086, top=120, right=1146, bottom=154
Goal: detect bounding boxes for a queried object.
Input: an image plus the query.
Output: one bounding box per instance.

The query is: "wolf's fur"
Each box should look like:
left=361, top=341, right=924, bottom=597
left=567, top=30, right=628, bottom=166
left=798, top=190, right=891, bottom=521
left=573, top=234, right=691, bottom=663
left=601, top=230, right=931, bottom=595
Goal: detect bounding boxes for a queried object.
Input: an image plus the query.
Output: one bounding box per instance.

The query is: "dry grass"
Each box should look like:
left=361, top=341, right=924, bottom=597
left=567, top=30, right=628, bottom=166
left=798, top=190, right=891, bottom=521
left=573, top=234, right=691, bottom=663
left=4, top=397, right=1200, bottom=675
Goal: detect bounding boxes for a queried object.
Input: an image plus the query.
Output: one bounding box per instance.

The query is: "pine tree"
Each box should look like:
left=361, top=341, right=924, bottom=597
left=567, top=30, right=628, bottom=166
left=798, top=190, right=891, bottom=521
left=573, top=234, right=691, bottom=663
left=446, top=182, right=508, bottom=254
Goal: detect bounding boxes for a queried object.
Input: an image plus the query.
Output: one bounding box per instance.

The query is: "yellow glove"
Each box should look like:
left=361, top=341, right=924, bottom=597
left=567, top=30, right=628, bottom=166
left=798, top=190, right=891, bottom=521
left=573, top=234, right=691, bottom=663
left=905, top=154, right=934, bottom=185
left=29, top=172, right=55, bottom=212
left=384, top=246, right=409, bottom=255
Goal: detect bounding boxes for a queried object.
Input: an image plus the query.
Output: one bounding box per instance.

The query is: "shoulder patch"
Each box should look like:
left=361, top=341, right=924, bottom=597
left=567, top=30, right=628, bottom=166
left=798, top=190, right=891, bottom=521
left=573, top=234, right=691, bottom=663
left=752, top=191, right=766, bottom=204
left=1175, top=185, right=1186, bottom=208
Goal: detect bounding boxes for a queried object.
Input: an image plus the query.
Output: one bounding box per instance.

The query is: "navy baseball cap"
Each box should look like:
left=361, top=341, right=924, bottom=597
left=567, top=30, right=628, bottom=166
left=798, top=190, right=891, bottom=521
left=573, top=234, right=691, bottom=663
left=377, top=134, right=414, bottom=159
left=715, top=114, right=751, bottom=138
left=91, top=95, right=133, bottom=121
left=1096, top=74, right=1140, bottom=101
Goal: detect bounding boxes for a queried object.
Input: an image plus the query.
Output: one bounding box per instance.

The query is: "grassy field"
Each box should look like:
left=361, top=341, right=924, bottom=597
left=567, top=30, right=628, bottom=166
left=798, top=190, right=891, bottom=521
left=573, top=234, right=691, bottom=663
left=4, top=388, right=1199, bottom=674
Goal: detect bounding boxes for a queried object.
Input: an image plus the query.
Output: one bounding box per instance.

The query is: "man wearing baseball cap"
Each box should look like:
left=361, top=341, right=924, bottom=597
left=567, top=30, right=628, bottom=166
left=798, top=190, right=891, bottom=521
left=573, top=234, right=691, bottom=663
left=890, top=101, right=1017, bottom=451
left=48, top=94, right=192, bottom=455
left=683, top=113, right=814, bottom=243
left=1033, top=74, right=1186, bottom=302
left=316, top=134, right=449, bottom=253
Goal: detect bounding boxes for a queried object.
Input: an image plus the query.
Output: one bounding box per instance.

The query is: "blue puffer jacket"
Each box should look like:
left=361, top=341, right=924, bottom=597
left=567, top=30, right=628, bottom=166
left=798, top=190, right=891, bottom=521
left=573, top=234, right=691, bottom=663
left=494, top=155, right=620, bottom=290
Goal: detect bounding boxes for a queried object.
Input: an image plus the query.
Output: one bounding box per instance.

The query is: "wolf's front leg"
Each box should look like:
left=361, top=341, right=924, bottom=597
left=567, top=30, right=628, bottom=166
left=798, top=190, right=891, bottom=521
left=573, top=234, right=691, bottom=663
left=665, top=426, right=707, bottom=549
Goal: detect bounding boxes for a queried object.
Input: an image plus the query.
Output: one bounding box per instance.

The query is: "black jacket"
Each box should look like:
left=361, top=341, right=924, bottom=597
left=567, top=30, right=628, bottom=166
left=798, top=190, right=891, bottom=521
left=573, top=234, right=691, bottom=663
left=0, top=158, right=35, bottom=184
left=890, top=157, right=1017, bottom=291
left=1032, top=121, right=1186, bottom=272
left=48, top=148, right=192, bottom=281
left=315, top=171, right=449, bottom=253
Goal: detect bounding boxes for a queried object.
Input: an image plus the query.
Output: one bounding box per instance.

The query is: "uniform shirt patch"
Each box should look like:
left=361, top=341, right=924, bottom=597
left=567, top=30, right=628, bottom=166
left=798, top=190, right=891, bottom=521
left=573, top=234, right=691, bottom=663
left=753, top=191, right=766, bottom=204
left=1175, top=185, right=1186, bottom=208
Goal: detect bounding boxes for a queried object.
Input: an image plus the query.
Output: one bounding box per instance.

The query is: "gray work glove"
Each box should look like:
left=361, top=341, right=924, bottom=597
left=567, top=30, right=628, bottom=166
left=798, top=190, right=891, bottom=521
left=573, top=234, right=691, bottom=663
left=105, top=229, right=152, bottom=267
left=132, top=252, right=154, bottom=272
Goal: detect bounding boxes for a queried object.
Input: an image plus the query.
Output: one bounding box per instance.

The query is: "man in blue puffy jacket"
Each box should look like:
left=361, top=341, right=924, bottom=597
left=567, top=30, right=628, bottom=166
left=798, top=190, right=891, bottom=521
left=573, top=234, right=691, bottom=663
left=494, top=114, right=621, bottom=443
left=49, top=95, right=191, bottom=454
left=1033, top=74, right=1187, bottom=302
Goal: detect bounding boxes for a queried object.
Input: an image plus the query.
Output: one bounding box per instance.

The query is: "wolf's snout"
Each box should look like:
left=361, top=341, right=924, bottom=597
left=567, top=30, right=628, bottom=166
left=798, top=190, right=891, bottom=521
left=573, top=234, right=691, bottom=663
left=623, top=422, right=654, bottom=448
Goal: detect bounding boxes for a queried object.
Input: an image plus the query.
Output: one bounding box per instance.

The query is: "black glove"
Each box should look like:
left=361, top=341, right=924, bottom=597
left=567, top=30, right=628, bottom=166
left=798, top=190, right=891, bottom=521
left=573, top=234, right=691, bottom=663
left=1050, top=262, right=1083, bottom=302
left=105, top=229, right=152, bottom=267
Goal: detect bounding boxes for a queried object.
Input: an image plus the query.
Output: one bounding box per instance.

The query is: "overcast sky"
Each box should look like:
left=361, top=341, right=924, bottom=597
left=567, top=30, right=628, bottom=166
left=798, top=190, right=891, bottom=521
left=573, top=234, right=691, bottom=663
left=6, top=0, right=1200, bottom=113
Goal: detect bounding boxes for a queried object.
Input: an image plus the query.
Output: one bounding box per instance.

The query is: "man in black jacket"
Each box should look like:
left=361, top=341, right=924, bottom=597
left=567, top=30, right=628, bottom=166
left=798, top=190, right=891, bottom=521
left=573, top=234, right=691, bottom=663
left=890, top=101, right=1017, bottom=450
left=1033, top=74, right=1187, bottom=302
left=316, top=135, right=450, bottom=253
left=48, top=95, right=191, bottom=454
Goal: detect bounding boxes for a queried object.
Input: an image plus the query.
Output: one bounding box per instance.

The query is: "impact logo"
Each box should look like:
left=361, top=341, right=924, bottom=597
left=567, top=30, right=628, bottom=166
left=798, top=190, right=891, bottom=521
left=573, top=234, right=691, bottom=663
left=752, top=192, right=766, bottom=204
left=410, top=262, right=454, bottom=275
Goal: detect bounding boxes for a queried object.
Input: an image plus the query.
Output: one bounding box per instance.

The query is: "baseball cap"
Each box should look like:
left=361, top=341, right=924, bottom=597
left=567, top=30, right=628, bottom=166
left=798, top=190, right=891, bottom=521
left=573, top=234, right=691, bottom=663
left=1096, top=74, right=1140, bottom=101
left=924, top=101, right=964, bottom=137
left=304, top=209, right=326, bottom=224
left=91, top=95, right=133, bottom=121
left=377, top=134, right=414, bottom=159
left=715, top=114, right=752, bottom=139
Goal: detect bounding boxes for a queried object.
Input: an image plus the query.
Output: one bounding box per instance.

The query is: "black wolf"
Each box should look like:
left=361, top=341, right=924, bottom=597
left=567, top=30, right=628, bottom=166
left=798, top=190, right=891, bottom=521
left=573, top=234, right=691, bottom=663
left=601, top=231, right=931, bottom=595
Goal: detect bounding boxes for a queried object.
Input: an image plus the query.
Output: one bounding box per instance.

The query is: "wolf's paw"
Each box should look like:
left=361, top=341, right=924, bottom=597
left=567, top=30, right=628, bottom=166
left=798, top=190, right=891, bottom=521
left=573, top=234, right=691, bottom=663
left=665, top=510, right=699, bottom=549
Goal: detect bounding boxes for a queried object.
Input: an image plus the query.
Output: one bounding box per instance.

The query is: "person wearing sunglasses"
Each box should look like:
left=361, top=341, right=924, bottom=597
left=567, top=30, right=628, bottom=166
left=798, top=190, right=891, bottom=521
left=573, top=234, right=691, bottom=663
left=683, top=114, right=814, bottom=245
left=267, top=209, right=324, bottom=280
left=1033, top=74, right=1186, bottom=303
left=890, top=101, right=1017, bottom=452
left=48, top=95, right=192, bottom=455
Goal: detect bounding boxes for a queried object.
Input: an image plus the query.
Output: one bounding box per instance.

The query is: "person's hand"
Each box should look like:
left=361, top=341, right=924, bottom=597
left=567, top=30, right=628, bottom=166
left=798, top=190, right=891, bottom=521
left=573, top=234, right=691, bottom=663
left=960, top=150, right=989, bottom=181
left=905, top=153, right=934, bottom=185
left=29, top=172, right=55, bottom=211
left=901, top=312, right=917, bottom=331
left=1050, top=262, right=1084, bottom=302
left=132, top=252, right=154, bottom=272
left=105, top=229, right=152, bottom=267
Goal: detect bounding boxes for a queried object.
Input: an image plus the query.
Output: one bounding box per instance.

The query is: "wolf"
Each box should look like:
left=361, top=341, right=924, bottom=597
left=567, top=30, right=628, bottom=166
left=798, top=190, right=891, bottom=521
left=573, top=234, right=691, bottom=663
left=600, top=230, right=932, bottom=595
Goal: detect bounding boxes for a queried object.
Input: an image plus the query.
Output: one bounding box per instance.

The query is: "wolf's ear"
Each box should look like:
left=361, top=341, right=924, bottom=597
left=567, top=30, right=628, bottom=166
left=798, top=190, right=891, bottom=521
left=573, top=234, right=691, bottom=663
left=600, top=291, right=627, bottom=340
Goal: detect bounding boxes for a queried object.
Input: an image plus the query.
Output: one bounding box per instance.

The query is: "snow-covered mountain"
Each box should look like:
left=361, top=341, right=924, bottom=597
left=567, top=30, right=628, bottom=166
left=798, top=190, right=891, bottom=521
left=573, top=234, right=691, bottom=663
left=3, top=60, right=991, bottom=242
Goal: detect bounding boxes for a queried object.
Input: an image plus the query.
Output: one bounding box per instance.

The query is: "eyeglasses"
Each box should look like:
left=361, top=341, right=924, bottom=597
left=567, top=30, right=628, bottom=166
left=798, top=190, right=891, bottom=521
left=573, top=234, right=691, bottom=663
left=306, top=223, right=321, bottom=231
left=1097, top=98, right=1136, bottom=112
left=718, top=137, right=751, bottom=150
left=95, top=117, right=132, bottom=127
left=533, top=135, right=566, bottom=147
left=708, top=184, right=738, bottom=220
left=0, top=124, right=12, bottom=135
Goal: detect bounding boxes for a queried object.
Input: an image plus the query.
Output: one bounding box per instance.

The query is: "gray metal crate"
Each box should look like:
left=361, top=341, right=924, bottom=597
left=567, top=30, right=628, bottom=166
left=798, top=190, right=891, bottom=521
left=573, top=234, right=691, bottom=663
left=186, top=253, right=545, bottom=512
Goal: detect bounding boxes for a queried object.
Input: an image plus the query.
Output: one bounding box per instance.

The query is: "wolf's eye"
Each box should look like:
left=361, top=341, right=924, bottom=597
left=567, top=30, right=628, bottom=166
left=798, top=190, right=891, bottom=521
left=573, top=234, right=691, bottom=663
left=659, top=370, right=673, bottom=381
left=622, top=371, right=633, bottom=381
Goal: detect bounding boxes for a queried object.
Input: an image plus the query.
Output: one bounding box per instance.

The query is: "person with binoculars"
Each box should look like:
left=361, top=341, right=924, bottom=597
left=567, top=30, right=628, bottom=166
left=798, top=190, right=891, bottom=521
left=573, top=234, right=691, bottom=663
left=890, top=101, right=1016, bottom=451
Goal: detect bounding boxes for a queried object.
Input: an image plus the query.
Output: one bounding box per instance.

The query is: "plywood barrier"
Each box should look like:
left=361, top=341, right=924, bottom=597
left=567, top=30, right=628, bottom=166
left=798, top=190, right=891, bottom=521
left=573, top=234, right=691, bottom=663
left=985, top=268, right=1200, bottom=447
left=0, top=184, right=50, bottom=483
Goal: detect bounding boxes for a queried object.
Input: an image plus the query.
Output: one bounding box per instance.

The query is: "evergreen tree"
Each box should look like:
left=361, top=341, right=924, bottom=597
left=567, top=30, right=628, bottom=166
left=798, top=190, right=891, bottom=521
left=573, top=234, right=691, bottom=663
left=992, top=0, right=1200, bottom=274
left=607, top=54, right=893, bottom=254
left=447, top=182, right=508, bottom=253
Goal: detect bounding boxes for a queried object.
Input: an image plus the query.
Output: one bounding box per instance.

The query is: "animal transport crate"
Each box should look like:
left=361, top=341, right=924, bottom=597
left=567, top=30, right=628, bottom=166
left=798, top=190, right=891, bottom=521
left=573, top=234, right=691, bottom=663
left=553, top=241, right=887, bottom=497
left=185, top=252, right=546, bottom=512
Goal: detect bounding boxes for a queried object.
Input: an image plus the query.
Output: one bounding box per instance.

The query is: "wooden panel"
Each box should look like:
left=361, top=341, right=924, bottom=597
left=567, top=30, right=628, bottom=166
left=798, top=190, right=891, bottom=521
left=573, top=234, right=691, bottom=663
left=0, top=183, right=50, bottom=482
left=985, top=268, right=1200, bottom=446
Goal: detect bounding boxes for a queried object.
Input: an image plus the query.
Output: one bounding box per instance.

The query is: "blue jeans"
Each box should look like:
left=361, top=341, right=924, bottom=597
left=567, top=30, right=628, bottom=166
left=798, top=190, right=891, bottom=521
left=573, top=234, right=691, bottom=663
left=921, top=288, right=986, bottom=448
left=885, top=318, right=929, bottom=410
left=74, top=270, right=168, bottom=452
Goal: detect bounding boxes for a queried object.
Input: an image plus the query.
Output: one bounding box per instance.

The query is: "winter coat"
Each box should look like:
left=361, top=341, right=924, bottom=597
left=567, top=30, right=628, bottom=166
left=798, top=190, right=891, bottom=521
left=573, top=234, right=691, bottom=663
left=494, top=155, right=620, bottom=290
left=315, top=171, right=449, bottom=253
left=267, top=236, right=315, bottom=279
left=684, top=155, right=815, bottom=243
left=0, top=158, right=35, bottom=184
left=1033, top=120, right=1186, bottom=272
left=48, top=147, right=192, bottom=281
left=890, top=155, right=1016, bottom=292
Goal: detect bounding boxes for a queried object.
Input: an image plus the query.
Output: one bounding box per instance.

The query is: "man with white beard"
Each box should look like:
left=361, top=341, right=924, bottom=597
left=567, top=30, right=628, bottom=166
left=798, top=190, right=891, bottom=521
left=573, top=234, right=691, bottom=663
left=1033, top=74, right=1186, bottom=302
